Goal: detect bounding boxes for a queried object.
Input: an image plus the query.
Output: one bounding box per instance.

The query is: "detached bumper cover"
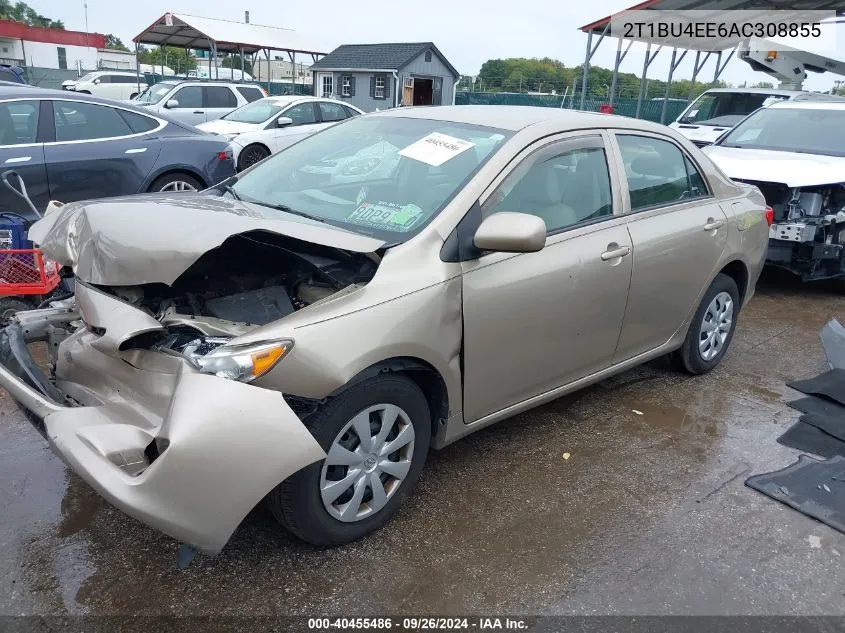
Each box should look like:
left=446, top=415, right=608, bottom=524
left=0, top=324, right=326, bottom=554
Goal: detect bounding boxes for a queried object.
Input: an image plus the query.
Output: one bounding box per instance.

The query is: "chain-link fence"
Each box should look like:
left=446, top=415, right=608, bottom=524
left=454, top=91, right=690, bottom=124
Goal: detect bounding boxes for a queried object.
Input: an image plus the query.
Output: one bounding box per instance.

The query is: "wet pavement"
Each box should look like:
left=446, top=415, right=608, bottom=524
left=2, top=269, right=845, bottom=617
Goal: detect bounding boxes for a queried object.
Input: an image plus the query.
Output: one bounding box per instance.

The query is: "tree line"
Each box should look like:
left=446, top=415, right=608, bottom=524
left=0, top=0, right=63, bottom=29
left=460, top=57, right=746, bottom=99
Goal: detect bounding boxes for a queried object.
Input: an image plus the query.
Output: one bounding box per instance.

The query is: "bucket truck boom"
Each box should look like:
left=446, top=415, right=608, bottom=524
left=739, top=39, right=845, bottom=90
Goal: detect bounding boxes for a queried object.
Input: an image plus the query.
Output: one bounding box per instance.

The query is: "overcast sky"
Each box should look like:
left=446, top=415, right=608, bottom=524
left=36, top=0, right=844, bottom=92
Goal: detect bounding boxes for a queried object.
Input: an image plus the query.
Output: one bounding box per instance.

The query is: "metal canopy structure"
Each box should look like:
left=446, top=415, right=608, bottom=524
left=132, top=12, right=326, bottom=89
left=578, top=0, right=845, bottom=123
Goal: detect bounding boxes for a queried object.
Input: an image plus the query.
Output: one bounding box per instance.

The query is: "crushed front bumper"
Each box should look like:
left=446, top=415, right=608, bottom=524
left=0, top=310, right=326, bottom=554
left=766, top=238, right=845, bottom=282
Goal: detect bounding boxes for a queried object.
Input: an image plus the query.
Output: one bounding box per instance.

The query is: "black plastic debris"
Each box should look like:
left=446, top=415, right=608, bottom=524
left=746, top=454, right=845, bottom=535
left=777, top=413, right=845, bottom=459
left=821, top=318, right=845, bottom=370
left=788, top=368, right=845, bottom=408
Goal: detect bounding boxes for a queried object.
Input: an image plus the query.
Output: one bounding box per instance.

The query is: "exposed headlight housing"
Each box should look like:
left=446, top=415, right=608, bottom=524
left=183, top=338, right=293, bottom=383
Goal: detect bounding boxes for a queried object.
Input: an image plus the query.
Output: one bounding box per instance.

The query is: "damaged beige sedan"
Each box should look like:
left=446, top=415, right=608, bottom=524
left=0, top=106, right=769, bottom=553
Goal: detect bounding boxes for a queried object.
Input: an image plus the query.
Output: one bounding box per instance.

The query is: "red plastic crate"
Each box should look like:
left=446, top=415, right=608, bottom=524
left=0, top=249, right=62, bottom=296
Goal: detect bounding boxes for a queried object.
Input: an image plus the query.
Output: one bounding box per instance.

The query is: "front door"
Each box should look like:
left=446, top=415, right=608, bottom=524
left=0, top=99, right=49, bottom=220
left=610, top=132, right=729, bottom=363
left=461, top=133, right=632, bottom=423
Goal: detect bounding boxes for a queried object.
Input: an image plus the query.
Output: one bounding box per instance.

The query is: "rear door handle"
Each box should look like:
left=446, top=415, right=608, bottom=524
left=600, top=246, right=631, bottom=261
left=193, top=110, right=204, bottom=114
left=4, top=156, right=31, bottom=164
left=704, top=218, right=724, bottom=231
left=125, top=148, right=147, bottom=154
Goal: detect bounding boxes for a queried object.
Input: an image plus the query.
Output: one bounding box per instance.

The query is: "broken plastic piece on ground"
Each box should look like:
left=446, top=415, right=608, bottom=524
left=562, top=452, right=571, bottom=460
left=177, top=543, right=198, bottom=569
left=746, top=454, right=845, bottom=535
left=821, top=319, right=845, bottom=371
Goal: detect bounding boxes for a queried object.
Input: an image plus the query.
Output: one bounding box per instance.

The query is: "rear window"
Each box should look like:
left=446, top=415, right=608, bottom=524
left=118, top=109, right=159, bottom=133
left=236, top=86, right=264, bottom=102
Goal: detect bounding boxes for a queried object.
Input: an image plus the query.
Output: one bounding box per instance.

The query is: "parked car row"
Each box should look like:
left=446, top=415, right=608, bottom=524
left=0, top=86, right=236, bottom=218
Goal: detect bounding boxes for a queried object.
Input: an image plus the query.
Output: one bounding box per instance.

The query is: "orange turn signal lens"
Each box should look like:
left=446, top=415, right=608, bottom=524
left=250, top=344, right=288, bottom=378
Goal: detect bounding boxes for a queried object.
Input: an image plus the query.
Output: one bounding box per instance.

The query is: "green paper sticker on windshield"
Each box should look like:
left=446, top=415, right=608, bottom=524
left=346, top=202, right=424, bottom=232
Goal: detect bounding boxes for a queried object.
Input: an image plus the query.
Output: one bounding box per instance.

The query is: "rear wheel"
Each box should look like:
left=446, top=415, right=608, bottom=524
left=237, top=144, right=270, bottom=171
left=148, top=172, right=202, bottom=193
left=268, top=375, right=431, bottom=546
left=677, top=273, right=739, bottom=374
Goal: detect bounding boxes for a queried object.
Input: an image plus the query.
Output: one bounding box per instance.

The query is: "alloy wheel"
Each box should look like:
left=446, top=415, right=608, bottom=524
left=159, top=180, right=197, bottom=192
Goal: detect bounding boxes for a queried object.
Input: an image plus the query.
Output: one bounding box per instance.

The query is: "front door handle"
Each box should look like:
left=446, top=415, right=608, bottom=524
left=704, top=218, right=724, bottom=231
left=125, top=148, right=147, bottom=154
left=4, top=156, right=31, bottom=164
left=600, top=245, right=631, bottom=261
left=193, top=110, right=204, bottom=114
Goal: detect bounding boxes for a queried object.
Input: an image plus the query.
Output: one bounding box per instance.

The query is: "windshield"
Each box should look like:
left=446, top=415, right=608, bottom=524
left=223, top=100, right=285, bottom=124
left=133, top=83, right=173, bottom=104
left=718, top=107, right=845, bottom=156
left=679, top=92, right=789, bottom=126
left=231, top=116, right=511, bottom=242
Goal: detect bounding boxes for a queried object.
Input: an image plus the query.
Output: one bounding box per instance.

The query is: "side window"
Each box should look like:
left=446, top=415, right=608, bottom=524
left=318, top=102, right=347, bottom=122
left=117, top=109, right=159, bottom=134
left=684, top=156, right=709, bottom=198
left=99, top=75, right=113, bottom=84
left=236, top=87, right=264, bottom=102
left=0, top=100, right=39, bottom=145
left=283, top=103, right=317, bottom=126
left=617, top=134, right=705, bottom=211
left=172, top=86, right=203, bottom=109
left=484, top=137, right=613, bottom=233
left=53, top=101, right=132, bottom=142
left=205, top=86, right=238, bottom=108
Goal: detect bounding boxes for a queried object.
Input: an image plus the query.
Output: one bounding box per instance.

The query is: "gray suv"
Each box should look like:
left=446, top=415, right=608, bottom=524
left=131, top=80, right=267, bottom=126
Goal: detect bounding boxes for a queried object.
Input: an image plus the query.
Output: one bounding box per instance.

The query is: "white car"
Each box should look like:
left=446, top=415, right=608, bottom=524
left=131, top=80, right=267, bottom=126
left=702, top=99, right=845, bottom=287
left=668, top=88, right=845, bottom=148
left=61, top=71, right=145, bottom=101
left=197, top=96, right=364, bottom=171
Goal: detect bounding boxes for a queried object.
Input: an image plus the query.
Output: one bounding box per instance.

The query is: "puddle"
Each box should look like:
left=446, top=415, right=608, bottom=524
left=620, top=400, right=718, bottom=438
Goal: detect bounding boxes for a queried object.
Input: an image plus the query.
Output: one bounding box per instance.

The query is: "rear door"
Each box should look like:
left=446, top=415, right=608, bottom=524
left=609, top=131, right=728, bottom=363
left=44, top=99, right=162, bottom=202
left=203, top=86, right=239, bottom=122
left=0, top=98, right=49, bottom=219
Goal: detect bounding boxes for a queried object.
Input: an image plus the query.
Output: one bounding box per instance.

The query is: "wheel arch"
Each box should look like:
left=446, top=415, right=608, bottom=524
left=320, top=357, right=450, bottom=447
left=718, top=259, right=749, bottom=305
left=145, top=167, right=208, bottom=192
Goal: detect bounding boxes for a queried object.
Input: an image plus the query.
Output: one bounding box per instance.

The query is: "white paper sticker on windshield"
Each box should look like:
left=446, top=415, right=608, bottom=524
left=399, top=133, right=476, bottom=166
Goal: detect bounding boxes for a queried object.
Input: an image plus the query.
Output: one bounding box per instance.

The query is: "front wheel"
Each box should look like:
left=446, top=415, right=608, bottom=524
left=677, top=273, right=739, bottom=374
left=237, top=144, right=270, bottom=171
left=268, top=375, right=431, bottom=546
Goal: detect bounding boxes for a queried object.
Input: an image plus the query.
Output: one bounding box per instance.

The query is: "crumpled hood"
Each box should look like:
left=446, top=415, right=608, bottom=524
left=28, top=193, right=385, bottom=286
left=703, top=145, right=845, bottom=188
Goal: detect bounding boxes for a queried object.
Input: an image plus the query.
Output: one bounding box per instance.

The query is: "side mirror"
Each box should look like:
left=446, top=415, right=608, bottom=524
left=473, top=212, right=546, bottom=253
left=165, top=99, right=179, bottom=109
left=276, top=116, right=293, bottom=128
left=93, top=78, right=100, bottom=84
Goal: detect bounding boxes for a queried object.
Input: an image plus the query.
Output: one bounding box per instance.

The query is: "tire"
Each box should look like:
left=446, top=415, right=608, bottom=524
left=237, top=144, right=270, bottom=171
left=268, top=375, right=431, bottom=547
left=148, top=172, right=202, bottom=193
left=0, top=297, right=33, bottom=325
left=677, top=273, right=739, bottom=375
